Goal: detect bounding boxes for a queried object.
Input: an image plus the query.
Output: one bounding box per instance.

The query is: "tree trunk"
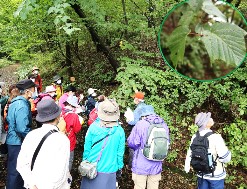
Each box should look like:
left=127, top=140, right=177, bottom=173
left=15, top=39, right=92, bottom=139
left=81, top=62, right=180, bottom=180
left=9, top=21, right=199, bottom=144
left=147, top=0, right=155, bottom=28
left=71, top=3, right=119, bottom=73
left=65, top=41, right=73, bottom=77
left=121, top=0, right=128, bottom=37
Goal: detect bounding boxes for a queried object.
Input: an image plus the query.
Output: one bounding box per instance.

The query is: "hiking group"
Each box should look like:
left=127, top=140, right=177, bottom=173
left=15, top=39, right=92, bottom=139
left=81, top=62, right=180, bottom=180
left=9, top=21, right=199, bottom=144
left=0, top=66, right=231, bottom=189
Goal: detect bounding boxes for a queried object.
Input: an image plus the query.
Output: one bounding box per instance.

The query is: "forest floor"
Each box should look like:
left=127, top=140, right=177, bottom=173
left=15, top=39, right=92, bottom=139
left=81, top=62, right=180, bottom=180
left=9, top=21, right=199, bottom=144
left=0, top=64, right=245, bottom=189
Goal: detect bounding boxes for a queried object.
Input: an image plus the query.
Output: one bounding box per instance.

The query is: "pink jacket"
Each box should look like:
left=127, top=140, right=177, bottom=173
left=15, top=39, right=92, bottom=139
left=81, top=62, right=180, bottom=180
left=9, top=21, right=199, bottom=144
left=58, top=93, right=69, bottom=109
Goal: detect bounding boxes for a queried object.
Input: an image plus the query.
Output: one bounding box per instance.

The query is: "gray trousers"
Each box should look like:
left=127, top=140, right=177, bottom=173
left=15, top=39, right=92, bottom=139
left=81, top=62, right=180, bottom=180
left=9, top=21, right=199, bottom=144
left=69, top=150, right=74, bottom=171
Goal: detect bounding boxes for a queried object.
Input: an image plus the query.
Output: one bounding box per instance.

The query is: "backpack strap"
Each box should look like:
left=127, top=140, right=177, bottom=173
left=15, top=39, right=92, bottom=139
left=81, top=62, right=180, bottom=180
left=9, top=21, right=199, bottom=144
left=203, top=131, right=214, bottom=138
left=92, top=133, right=110, bottom=148
left=31, top=129, right=58, bottom=171
left=196, top=131, right=214, bottom=142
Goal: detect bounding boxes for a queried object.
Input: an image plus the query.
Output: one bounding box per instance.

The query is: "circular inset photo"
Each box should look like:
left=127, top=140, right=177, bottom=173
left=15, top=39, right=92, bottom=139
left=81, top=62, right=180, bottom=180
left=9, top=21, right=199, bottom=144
left=159, top=0, right=247, bottom=81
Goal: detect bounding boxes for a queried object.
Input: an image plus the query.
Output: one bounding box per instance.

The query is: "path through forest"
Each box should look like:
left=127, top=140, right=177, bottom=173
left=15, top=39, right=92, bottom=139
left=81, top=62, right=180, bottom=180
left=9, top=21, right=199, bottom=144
left=0, top=64, right=197, bottom=189
left=1, top=64, right=241, bottom=189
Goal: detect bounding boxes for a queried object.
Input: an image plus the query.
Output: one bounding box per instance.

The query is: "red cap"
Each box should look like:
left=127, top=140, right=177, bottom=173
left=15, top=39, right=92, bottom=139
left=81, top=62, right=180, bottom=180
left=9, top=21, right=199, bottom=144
left=132, top=92, right=144, bottom=100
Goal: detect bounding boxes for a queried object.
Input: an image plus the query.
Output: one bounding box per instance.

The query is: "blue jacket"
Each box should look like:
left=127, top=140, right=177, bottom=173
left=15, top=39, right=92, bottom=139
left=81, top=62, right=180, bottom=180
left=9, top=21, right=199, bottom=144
left=6, top=96, right=32, bottom=145
left=127, top=102, right=147, bottom=126
left=83, top=118, right=125, bottom=173
left=85, top=96, right=96, bottom=116
left=127, top=114, right=170, bottom=175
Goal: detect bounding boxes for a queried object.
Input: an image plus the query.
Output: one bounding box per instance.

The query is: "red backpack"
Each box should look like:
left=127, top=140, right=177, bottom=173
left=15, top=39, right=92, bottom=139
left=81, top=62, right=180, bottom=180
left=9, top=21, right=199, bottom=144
left=87, top=108, right=98, bottom=126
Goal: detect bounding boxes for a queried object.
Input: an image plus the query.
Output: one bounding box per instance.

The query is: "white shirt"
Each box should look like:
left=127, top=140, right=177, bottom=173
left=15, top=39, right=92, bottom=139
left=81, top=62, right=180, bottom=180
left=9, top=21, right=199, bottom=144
left=184, top=129, right=231, bottom=180
left=17, top=124, right=72, bottom=189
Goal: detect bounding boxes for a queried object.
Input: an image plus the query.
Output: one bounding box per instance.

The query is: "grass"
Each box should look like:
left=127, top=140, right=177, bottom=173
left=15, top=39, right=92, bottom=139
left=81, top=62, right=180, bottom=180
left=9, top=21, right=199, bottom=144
left=0, top=58, right=15, bottom=69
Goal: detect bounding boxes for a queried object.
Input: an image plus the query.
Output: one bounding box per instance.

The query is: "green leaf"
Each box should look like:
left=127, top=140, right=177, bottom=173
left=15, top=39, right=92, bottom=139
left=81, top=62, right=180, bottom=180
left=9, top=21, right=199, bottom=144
left=178, top=10, right=194, bottom=27
left=187, top=0, right=204, bottom=11
left=167, top=26, right=190, bottom=67
left=48, top=7, right=56, bottom=14
left=61, top=15, right=70, bottom=22
left=62, top=3, right=70, bottom=8
left=63, top=27, right=73, bottom=35
left=14, top=0, right=26, bottom=18
left=197, top=22, right=247, bottom=66
left=202, top=0, right=226, bottom=22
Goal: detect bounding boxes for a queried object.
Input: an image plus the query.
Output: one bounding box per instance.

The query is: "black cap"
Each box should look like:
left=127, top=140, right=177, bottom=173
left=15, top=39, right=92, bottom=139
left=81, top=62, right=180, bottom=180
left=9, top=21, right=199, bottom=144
left=28, top=74, right=36, bottom=79
left=53, top=75, right=61, bottom=82
left=66, top=85, right=76, bottom=92
left=16, top=79, right=38, bottom=90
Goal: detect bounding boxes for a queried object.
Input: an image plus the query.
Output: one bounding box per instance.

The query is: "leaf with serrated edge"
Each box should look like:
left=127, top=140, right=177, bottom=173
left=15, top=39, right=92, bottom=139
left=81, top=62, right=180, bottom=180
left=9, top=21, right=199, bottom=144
left=197, top=22, right=247, bottom=66
left=167, top=26, right=190, bottom=67
left=202, top=0, right=226, bottom=22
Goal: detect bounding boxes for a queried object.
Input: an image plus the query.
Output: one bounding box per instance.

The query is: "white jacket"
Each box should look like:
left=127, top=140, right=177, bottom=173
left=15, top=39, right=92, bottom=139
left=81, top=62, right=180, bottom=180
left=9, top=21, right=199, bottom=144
left=17, top=124, right=72, bottom=189
left=185, top=129, right=231, bottom=180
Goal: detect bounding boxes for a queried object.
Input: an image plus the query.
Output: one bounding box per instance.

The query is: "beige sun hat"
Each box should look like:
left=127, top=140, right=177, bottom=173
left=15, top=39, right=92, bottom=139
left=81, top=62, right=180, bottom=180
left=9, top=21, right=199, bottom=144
left=97, top=98, right=120, bottom=122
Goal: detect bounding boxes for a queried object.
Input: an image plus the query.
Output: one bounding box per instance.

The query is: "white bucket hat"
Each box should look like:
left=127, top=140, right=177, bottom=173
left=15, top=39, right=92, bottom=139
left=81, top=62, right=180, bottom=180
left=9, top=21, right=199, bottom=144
left=66, top=96, right=79, bottom=108
left=88, top=88, right=97, bottom=96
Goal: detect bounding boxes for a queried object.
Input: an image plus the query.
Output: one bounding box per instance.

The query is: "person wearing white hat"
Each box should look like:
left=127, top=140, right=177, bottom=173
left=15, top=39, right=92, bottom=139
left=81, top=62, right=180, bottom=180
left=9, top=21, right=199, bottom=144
left=87, top=88, right=97, bottom=97
left=62, top=96, right=82, bottom=171
left=85, top=88, right=97, bottom=117
left=31, top=66, right=42, bottom=93
left=52, top=75, right=64, bottom=100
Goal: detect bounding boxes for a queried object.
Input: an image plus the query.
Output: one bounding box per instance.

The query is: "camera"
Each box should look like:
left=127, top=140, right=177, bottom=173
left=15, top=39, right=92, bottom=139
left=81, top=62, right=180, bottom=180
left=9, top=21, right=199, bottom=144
left=78, top=161, right=97, bottom=179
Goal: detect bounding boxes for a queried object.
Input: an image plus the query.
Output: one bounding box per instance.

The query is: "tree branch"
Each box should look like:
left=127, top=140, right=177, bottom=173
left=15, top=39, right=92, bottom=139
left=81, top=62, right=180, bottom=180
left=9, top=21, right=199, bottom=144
left=70, top=3, right=119, bottom=73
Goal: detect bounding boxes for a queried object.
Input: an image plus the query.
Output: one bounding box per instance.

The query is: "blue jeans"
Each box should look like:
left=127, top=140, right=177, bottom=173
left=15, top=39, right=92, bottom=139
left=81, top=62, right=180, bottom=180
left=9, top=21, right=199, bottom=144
left=6, top=145, right=25, bottom=189
left=198, top=177, right=224, bottom=189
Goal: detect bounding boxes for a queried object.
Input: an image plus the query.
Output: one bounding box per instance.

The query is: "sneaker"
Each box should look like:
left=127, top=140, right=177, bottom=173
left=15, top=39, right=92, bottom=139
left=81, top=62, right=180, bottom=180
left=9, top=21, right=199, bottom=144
left=116, top=181, right=119, bottom=189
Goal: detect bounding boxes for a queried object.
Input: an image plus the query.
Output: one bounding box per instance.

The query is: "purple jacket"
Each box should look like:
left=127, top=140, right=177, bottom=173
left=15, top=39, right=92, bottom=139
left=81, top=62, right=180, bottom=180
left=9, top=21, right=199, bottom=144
left=127, top=114, right=169, bottom=175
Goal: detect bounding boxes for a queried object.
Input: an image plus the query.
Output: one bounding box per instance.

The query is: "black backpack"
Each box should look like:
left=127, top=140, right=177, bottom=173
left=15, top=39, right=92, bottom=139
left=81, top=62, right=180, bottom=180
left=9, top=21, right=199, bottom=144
left=190, top=131, right=217, bottom=176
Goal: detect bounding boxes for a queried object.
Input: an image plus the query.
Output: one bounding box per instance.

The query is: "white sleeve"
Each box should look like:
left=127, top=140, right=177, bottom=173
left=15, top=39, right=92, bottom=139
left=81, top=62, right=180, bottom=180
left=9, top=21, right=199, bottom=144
left=17, top=135, right=36, bottom=188
left=17, top=134, right=72, bottom=189
left=184, top=135, right=195, bottom=173
left=215, top=134, right=231, bottom=163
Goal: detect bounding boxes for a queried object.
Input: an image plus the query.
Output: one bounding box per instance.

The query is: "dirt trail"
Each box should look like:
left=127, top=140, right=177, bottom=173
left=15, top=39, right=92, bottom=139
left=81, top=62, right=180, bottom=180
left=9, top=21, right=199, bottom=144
left=0, top=64, right=20, bottom=90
